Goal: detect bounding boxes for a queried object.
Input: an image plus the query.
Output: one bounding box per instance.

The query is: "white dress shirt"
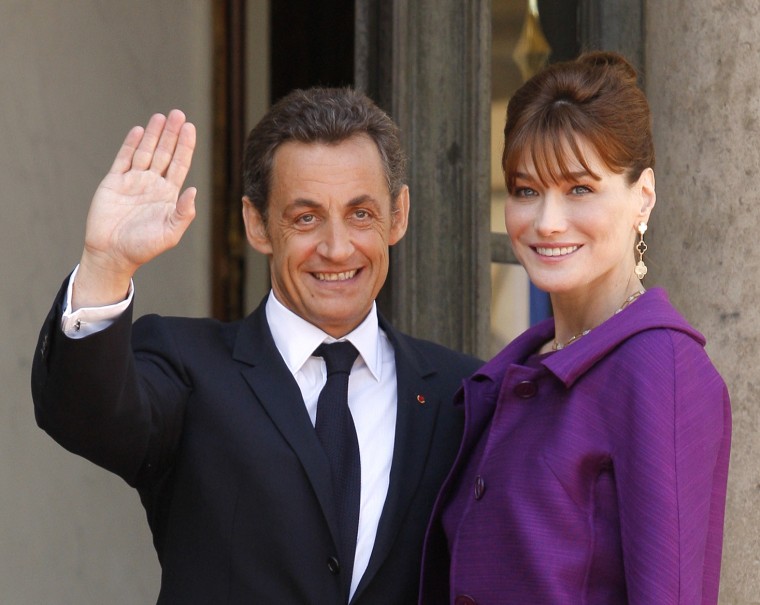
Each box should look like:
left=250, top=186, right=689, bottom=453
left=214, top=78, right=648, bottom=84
left=265, top=292, right=396, bottom=598
left=61, top=270, right=397, bottom=599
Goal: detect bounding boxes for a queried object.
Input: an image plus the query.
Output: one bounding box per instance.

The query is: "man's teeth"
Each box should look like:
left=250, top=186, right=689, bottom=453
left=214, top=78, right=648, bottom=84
left=315, top=270, right=357, bottom=281
left=536, top=246, right=579, bottom=257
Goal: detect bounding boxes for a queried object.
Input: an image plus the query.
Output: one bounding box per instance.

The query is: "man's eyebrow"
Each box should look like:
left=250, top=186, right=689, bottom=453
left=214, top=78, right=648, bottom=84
left=287, top=198, right=321, bottom=209
left=283, top=195, right=383, bottom=212
left=346, top=195, right=381, bottom=208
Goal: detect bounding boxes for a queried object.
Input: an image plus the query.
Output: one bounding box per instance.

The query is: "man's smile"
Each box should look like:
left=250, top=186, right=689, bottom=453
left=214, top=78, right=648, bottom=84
left=313, top=269, right=359, bottom=281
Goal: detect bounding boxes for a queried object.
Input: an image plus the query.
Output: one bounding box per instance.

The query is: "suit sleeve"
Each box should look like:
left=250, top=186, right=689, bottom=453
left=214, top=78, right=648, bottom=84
left=612, top=330, right=731, bottom=604
left=31, top=279, right=189, bottom=487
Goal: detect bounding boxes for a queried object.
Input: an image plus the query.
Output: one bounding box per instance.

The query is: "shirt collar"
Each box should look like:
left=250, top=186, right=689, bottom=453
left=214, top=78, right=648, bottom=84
left=265, top=290, right=383, bottom=381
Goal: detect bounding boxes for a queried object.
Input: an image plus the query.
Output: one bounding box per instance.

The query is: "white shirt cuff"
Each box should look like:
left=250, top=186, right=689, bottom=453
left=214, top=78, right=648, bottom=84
left=61, top=265, right=134, bottom=339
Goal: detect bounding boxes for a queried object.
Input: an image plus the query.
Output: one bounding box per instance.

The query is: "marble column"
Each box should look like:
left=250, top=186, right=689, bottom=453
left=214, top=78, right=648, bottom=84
left=646, top=2, right=760, bottom=601
left=356, top=0, right=492, bottom=358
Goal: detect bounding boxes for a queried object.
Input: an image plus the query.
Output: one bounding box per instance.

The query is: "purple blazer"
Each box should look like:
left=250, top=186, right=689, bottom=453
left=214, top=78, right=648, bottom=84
left=420, top=288, right=731, bottom=605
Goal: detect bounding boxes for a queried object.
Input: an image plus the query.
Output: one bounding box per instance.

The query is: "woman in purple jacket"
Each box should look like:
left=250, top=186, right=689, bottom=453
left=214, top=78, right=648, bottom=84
left=420, top=52, right=731, bottom=604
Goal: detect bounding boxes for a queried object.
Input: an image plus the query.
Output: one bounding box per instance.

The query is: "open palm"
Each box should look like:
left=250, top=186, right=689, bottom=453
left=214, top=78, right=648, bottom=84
left=85, top=110, right=197, bottom=272
left=73, top=110, right=197, bottom=309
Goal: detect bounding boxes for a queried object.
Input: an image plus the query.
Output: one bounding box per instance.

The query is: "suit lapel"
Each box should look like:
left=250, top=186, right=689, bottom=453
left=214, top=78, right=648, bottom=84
left=353, top=317, right=439, bottom=598
left=233, top=302, right=341, bottom=545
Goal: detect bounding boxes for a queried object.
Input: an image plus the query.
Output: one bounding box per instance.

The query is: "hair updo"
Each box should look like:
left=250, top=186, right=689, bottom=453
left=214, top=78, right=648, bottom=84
left=502, top=51, right=654, bottom=191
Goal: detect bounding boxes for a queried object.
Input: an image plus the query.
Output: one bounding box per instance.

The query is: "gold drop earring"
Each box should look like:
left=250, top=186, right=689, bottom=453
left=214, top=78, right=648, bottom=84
left=634, top=222, right=648, bottom=280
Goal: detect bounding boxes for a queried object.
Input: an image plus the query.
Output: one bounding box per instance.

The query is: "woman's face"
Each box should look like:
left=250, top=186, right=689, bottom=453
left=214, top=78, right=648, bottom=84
left=505, top=137, right=655, bottom=300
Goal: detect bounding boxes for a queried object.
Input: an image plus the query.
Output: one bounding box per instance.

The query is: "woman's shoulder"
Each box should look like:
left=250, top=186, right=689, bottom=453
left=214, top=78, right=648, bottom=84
left=620, top=289, right=713, bottom=358
left=623, top=288, right=704, bottom=340
left=595, top=287, right=711, bottom=365
left=610, top=311, right=726, bottom=404
left=621, top=321, right=715, bottom=374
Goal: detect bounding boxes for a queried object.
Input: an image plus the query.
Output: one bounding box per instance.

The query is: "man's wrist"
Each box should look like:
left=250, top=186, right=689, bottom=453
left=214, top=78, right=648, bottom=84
left=62, top=265, right=134, bottom=338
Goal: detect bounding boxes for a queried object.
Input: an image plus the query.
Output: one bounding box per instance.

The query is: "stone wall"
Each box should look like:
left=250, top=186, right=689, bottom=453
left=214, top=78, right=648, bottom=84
left=0, top=2, right=211, bottom=602
left=646, top=2, right=760, bottom=601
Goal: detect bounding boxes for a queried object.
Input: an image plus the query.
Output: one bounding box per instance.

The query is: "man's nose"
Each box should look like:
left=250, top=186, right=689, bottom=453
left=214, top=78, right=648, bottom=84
left=317, top=219, right=354, bottom=260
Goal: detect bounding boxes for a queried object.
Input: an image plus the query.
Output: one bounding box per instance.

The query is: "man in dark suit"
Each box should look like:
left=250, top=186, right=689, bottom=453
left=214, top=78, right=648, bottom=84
left=32, top=88, right=481, bottom=604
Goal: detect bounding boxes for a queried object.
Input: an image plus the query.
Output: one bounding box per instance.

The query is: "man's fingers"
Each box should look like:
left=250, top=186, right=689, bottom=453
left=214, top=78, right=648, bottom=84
left=165, top=121, right=197, bottom=189
left=131, top=113, right=168, bottom=171
left=165, top=187, right=198, bottom=247
left=151, top=109, right=187, bottom=176
left=107, top=110, right=193, bottom=181
left=175, top=187, right=197, bottom=223
left=109, top=126, right=145, bottom=174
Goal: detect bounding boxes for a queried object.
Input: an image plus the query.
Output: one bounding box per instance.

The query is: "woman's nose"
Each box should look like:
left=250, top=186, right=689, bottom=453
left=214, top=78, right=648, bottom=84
left=534, top=193, right=567, bottom=236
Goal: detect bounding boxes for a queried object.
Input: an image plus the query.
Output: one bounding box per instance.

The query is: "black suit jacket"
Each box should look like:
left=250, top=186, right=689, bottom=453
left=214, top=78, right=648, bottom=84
left=32, top=282, right=482, bottom=604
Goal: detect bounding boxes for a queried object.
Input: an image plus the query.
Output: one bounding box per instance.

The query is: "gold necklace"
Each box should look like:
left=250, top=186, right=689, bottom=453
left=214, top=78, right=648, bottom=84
left=552, top=290, right=645, bottom=351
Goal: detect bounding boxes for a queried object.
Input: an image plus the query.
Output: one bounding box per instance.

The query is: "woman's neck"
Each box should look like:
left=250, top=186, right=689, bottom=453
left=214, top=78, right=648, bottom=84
left=546, top=275, right=644, bottom=353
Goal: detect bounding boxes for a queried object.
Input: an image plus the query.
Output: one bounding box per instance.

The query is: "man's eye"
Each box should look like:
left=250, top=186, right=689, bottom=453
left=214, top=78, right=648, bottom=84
left=355, top=209, right=370, bottom=219
left=297, top=214, right=315, bottom=224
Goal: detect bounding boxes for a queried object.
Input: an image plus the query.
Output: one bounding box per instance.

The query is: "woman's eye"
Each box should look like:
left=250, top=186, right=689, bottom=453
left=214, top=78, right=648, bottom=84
left=571, top=185, right=592, bottom=195
left=513, top=187, right=538, bottom=198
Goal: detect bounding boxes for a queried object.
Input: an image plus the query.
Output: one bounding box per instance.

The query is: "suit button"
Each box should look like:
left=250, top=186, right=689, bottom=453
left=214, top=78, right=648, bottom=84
left=474, top=475, right=485, bottom=500
left=514, top=380, right=538, bottom=398
left=455, top=596, right=477, bottom=605
left=327, top=556, right=340, bottom=574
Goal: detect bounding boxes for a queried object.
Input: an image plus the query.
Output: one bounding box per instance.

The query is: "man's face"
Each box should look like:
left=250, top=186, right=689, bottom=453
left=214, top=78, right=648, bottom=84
left=243, top=134, right=409, bottom=337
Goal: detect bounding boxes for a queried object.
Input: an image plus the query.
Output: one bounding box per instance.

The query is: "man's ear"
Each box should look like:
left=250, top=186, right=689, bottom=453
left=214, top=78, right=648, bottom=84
left=636, top=167, right=656, bottom=222
left=242, top=196, right=272, bottom=254
left=389, top=185, right=410, bottom=245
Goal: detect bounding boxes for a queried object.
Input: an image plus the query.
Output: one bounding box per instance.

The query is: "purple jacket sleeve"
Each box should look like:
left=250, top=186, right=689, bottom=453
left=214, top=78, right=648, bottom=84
left=612, top=329, right=730, bottom=604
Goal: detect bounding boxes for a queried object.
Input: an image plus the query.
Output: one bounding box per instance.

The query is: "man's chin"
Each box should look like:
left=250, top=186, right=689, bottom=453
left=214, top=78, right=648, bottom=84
left=309, top=304, right=372, bottom=334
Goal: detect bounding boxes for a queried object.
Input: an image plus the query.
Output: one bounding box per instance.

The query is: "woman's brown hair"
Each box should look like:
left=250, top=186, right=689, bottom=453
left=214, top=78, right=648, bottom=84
left=502, top=51, right=654, bottom=192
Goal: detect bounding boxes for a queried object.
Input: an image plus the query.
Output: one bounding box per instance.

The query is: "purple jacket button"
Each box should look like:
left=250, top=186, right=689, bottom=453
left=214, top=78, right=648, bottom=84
left=474, top=475, right=485, bottom=500
left=455, top=596, right=477, bottom=605
left=514, top=380, right=538, bottom=398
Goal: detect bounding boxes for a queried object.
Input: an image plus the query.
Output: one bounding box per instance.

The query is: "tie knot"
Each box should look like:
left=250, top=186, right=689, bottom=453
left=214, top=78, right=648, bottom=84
left=315, top=341, right=359, bottom=376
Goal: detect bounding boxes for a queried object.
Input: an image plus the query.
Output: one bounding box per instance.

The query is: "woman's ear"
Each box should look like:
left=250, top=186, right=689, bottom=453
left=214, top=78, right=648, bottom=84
left=242, top=196, right=273, bottom=255
left=636, top=167, right=656, bottom=221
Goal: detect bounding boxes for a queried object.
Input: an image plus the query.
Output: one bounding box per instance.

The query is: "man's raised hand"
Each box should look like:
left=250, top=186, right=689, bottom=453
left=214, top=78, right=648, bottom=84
left=73, top=110, right=197, bottom=309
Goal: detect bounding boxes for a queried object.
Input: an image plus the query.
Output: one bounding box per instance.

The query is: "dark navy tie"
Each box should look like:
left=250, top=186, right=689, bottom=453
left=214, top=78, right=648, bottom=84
left=314, top=341, right=361, bottom=593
